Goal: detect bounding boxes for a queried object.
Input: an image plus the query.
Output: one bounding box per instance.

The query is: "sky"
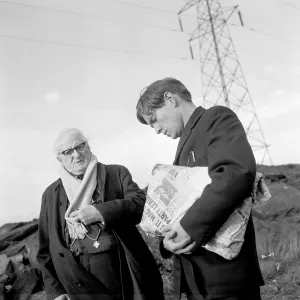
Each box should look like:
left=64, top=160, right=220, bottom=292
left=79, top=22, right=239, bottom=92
left=0, top=0, right=299, bottom=226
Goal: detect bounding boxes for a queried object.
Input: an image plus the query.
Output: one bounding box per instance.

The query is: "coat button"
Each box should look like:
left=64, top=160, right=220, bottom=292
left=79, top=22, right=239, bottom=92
left=76, top=281, right=82, bottom=287
left=56, top=225, right=59, bottom=229
left=59, top=253, right=64, bottom=257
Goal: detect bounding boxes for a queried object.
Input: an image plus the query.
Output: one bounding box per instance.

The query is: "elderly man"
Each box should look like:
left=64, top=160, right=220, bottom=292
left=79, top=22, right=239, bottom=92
left=136, top=78, right=263, bottom=300
left=36, top=128, right=164, bottom=300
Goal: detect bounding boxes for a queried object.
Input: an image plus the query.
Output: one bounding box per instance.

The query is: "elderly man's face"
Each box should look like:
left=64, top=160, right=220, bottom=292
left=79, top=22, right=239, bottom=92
left=56, top=131, right=92, bottom=176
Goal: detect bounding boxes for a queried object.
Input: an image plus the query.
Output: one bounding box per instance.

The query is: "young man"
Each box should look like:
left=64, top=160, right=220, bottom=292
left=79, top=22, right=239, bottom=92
left=136, top=78, right=263, bottom=300
left=37, top=128, right=164, bottom=300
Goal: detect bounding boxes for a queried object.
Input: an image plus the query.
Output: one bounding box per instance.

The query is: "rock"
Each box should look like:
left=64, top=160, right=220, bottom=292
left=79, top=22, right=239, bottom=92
left=4, top=285, right=12, bottom=293
left=264, top=173, right=287, bottom=182
left=253, top=182, right=300, bottom=221
left=25, top=232, right=39, bottom=270
left=259, top=259, right=277, bottom=279
left=0, top=222, right=38, bottom=244
left=2, top=243, right=28, bottom=259
left=0, top=255, right=14, bottom=285
left=0, top=242, right=12, bottom=253
left=8, top=268, right=38, bottom=300
left=29, top=291, right=47, bottom=300
left=10, top=254, right=26, bottom=274
left=0, top=243, right=30, bottom=276
left=0, top=223, right=25, bottom=237
left=10, top=254, right=24, bottom=265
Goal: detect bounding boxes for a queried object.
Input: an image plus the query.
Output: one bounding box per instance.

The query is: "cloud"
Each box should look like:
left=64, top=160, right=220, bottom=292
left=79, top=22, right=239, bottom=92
left=44, top=91, right=61, bottom=103
left=269, top=89, right=284, bottom=97
left=291, top=65, right=300, bottom=76
left=0, top=128, right=59, bottom=225
left=255, top=91, right=300, bottom=121
left=92, top=127, right=178, bottom=187
left=263, top=65, right=275, bottom=74
left=268, top=127, right=300, bottom=165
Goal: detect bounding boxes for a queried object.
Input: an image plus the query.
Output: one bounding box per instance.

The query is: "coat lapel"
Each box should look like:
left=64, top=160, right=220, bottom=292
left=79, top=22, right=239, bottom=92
left=173, top=106, right=206, bottom=165
left=96, top=162, right=107, bottom=202
left=53, top=181, right=71, bottom=247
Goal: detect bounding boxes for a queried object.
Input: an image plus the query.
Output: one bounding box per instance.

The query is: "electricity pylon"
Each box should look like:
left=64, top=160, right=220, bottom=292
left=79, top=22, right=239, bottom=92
left=178, top=0, right=273, bottom=165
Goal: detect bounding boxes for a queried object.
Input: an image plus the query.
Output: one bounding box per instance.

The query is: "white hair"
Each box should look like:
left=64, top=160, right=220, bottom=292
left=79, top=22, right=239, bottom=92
left=54, top=128, right=89, bottom=154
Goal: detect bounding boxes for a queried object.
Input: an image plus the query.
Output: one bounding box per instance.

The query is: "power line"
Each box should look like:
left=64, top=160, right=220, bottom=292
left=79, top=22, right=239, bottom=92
left=1, top=1, right=299, bottom=66
left=1, top=37, right=298, bottom=91
left=282, top=1, right=300, bottom=11
left=108, top=0, right=299, bottom=39
left=247, top=27, right=300, bottom=48
left=237, top=47, right=300, bottom=66
left=2, top=32, right=298, bottom=71
left=0, top=0, right=183, bottom=34
left=1, top=0, right=297, bottom=48
left=105, top=0, right=179, bottom=15
left=229, top=23, right=300, bottom=48
left=243, top=14, right=293, bottom=35
left=0, top=34, right=191, bottom=61
left=105, top=0, right=198, bottom=19
left=261, top=74, right=299, bottom=89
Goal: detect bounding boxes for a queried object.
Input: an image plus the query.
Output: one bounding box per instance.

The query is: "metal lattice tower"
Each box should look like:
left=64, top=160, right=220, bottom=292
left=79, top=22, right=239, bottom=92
left=178, top=0, right=273, bottom=165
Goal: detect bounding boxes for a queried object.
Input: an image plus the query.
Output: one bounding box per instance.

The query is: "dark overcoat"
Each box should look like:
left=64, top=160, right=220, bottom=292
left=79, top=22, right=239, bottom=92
left=37, top=163, right=164, bottom=300
left=161, top=106, right=264, bottom=299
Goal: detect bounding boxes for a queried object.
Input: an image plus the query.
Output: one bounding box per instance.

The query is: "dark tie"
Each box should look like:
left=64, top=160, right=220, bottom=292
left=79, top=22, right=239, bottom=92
left=77, top=174, right=84, bottom=181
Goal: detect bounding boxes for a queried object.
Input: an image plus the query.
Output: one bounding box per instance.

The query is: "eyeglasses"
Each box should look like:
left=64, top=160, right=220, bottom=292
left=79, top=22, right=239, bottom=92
left=59, top=142, right=87, bottom=157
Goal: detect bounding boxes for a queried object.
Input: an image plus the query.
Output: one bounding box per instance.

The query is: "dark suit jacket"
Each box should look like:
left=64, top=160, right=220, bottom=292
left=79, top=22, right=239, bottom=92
left=167, top=106, right=264, bottom=299
left=37, top=163, right=164, bottom=300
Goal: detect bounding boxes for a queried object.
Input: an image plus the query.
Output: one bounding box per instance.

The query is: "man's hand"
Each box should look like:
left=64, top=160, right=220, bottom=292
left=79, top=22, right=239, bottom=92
left=170, top=220, right=192, bottom=244
left=162, top=223, right=196, bottom=255
left=69, top=204, right=102, bottom=225
left=54, top=294, right=70, bottom=300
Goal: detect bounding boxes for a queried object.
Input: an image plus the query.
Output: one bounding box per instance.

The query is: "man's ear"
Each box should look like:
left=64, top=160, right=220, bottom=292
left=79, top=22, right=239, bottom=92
left=163, top=92, right=177, bottom=106
left=56, top=156, right=62, bottom=163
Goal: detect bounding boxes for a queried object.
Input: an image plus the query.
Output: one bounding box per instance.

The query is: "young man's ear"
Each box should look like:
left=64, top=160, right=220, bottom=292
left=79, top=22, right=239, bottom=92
left=56, top=156, right=62, bottom=163
left=163, top=92, right=177, bottom=106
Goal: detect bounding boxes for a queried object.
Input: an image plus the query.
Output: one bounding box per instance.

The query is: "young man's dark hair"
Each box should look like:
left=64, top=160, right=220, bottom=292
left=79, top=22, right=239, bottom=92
left=136, top=77, right=192, bottom=124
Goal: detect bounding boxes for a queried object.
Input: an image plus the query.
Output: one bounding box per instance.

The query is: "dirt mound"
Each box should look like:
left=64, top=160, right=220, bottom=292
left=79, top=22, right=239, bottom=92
left=253, top=182, right=300, bottom=221
left=0, top=221, right=43, bottom=300
left=257, top=163, right=300, bottom=190
left=252, top=164, right=300, bottom=299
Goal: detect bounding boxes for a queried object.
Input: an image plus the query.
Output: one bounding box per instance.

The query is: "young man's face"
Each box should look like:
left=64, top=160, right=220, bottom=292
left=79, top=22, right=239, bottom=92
left=143, top=98, right=184, bottom=139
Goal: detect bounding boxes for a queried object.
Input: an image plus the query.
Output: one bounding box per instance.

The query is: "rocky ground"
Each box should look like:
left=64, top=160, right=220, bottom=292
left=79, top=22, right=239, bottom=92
left=0, top=221, right=45, bottom=300
left=0, top=163, right=299, bottom=300
left=254, top=164, right=300, bottom=300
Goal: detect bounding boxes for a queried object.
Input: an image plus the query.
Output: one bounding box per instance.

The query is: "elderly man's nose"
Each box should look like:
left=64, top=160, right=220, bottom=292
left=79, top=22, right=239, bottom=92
left=72, top=149, right=81, bottom=157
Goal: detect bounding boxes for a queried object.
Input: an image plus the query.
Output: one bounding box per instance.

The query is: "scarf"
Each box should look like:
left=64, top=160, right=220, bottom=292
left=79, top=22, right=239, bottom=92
left=60, top=154, right=98, bottom=240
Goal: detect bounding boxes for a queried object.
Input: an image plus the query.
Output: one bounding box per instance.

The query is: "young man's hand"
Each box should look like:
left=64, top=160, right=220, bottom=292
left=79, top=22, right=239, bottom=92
left=162, top=223, right=196, bottom=255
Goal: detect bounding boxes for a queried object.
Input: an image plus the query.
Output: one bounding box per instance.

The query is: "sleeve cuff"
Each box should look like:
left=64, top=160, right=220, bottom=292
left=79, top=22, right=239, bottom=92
left=98, top=212, right=106, bottom=230
left=159, top=237, right=173, bottom=259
